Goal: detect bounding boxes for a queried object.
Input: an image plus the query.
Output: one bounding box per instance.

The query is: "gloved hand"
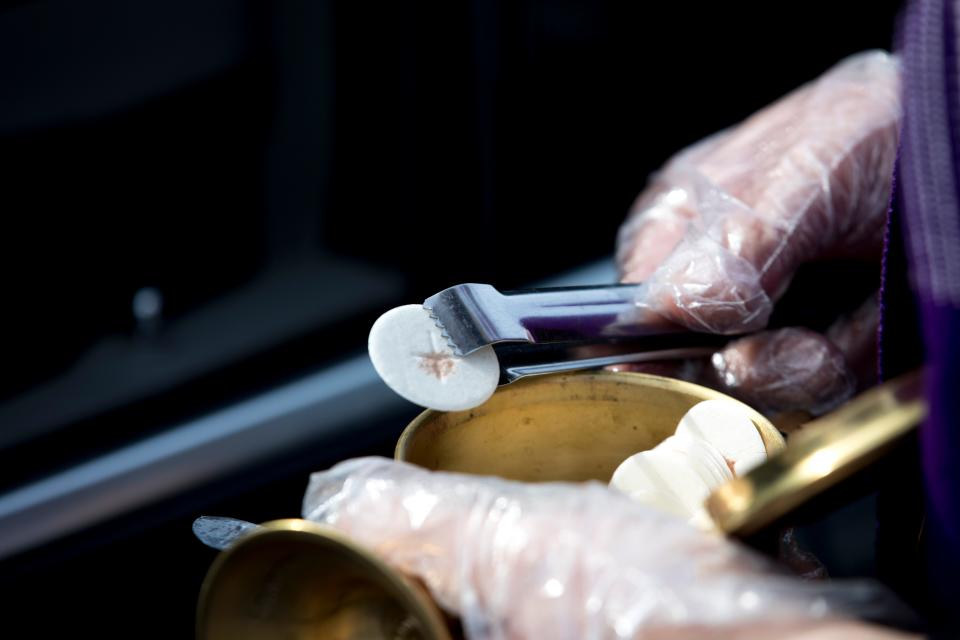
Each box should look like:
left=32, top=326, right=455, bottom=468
left=303, top=458, right=915, bottom=640
left=616, top=50, right=900, bottom=416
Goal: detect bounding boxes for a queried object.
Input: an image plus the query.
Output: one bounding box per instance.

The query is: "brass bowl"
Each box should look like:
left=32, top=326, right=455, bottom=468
left=197, top=519, right=454, bottom=640
left=396, top=371, right=785, bottom=481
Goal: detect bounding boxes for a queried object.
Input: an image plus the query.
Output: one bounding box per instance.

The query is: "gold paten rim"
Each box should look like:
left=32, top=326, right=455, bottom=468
left=707, top=370, right=926, bottom=537
left=395, top=370, right=784, bottom=462
left=196, top=518, right=453, bottom=640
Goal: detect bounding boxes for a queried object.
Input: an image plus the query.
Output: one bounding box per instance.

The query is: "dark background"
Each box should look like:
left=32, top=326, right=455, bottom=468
left=0, top=1, right=902, bottom=637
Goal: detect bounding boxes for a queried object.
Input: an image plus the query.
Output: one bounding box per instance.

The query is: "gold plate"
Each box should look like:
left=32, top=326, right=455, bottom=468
left=707, top=370, right=926, bottom=536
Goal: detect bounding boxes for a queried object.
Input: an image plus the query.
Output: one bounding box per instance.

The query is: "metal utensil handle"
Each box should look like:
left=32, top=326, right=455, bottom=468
left=500, top=347, right=718, bottom=383
left=500, top=283, right=679, bottom=344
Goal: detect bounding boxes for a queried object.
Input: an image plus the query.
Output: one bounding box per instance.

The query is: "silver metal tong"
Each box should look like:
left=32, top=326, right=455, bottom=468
left=424, top=283, right=735, bottom=385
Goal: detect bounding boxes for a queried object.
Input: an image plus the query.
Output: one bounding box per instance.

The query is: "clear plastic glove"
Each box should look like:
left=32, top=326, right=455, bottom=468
left=616, top=51, right=900, bottom=416
left=303, top=457, right=913, bottom=640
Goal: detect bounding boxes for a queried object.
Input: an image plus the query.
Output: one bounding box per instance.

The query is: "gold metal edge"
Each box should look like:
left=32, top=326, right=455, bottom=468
left=707, top=371, right=927, bottom=536
left=196, top=518, right=453, bottom=640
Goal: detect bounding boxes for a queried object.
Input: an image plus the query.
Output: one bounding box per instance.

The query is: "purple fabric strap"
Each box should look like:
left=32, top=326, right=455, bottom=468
left=900, top=0, right=960, bottom=608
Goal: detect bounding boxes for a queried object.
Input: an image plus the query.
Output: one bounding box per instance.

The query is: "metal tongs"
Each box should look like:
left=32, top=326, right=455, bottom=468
left=424, top=283, right=737, bottom=385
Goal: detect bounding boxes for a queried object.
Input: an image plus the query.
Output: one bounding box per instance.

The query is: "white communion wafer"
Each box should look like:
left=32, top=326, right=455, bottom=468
left=658, top=434, right=734, bottom=490
left=609, top=452, right=689, bottom=519
left=675, top=399, right=767, bottom=476
left=368, top=304, right=501, bottom=411
left=609, top=445, right=714, bottom=521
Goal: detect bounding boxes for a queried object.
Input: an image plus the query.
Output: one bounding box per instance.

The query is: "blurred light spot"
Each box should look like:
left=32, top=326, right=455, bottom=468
left=664, top=188, right=688, bottom=206
left=738, top=590, right=760, bottom=610
left=801, top=449, right=840, bottom=479
left=132, top=287, right=163, bottom=322
left=543, top=578, right=564, bottom=598
left=402, top=490, right=439, bottom=529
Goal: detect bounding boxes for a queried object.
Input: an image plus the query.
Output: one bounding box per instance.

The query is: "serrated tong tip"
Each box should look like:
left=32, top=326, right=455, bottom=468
left=424, top=305, right=464, bottom=356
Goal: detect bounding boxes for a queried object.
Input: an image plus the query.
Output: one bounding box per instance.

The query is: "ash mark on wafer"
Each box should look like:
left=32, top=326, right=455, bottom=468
left=724, top=457, right=737, bottom=477
left=416, top=351, right=456, bottom=380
